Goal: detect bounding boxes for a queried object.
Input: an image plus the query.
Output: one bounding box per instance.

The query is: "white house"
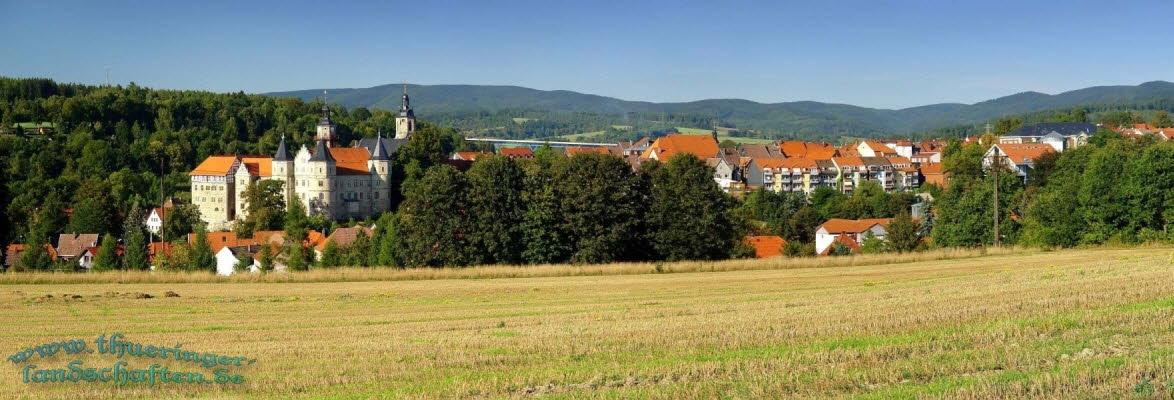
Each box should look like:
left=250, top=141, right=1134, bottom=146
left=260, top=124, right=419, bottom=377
left=983, top=143, right=1056, bottom=183
left=215, top=246, right=261, bottom=276
left=815, top=218, right=892, bottom=255
left=145, top=208, right=164, bottom=234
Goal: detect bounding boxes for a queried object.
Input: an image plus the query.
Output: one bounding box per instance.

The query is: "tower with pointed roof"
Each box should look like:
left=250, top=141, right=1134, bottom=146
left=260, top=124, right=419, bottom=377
left=316, top=103, right=338, bottom=147
left=304, top=137, right=337, bottom=218
left=367, top=130, right=392, bottom=213
left=271, top=133, right=296, bottom=206
left=395, top=84, right=416, bottom=139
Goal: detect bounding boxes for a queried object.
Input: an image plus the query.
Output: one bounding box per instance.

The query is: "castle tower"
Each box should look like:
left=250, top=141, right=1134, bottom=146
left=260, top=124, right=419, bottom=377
left=367, top=130, right=392, bottom=214
left=305, top=138, right=336, bottom=218
left=395, top=84, right=416, bottom=139
left=271, top=133, right=295, bottom=206
left=316, top=104, right=338, bottom=147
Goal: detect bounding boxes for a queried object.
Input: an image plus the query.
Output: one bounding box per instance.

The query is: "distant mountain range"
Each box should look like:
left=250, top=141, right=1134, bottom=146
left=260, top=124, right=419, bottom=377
left=266, top=81, right=1174, bottom=135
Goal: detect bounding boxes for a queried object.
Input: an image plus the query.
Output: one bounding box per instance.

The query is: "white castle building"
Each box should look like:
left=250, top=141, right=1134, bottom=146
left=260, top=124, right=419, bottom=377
left=190, top=90, right=416, bottom=230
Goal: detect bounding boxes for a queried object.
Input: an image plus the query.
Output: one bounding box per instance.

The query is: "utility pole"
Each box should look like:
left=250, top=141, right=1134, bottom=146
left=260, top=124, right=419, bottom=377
left=992, top=145, right=1000, bottom=247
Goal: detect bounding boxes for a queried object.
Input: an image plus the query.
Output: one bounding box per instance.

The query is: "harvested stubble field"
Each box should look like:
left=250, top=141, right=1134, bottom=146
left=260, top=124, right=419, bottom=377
left=0, top=247, right=1171, bottom=399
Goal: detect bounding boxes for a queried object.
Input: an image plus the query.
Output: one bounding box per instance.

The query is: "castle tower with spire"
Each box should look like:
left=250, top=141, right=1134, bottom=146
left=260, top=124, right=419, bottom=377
left=395, top=84, right=416, bottom=139
left=316, top=103, right=338, bottom=147
left=367, top=130, right=392, bottom=214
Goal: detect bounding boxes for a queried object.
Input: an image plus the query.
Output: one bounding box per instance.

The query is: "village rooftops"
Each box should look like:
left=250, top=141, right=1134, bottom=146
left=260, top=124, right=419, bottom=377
left=818, top=218, right=893, bottom=234
left=641, top=134, right=719, bottom=160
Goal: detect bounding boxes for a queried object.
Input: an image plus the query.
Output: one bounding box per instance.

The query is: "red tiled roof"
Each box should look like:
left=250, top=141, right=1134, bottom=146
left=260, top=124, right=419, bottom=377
left=818, top=218, right=892, bottom=234
left=820, top=233, right=862, bottom=256
left=317, top=226, right=374, bottom=251
left=746, top=236, right=786, bottom=258
left=186, top=232, right=259, bottom=253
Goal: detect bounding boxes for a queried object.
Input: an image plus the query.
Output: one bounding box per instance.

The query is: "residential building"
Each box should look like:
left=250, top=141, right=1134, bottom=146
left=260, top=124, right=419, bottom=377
left=450, top=152, right=489, bottom=161
left=499, top=147, right=535, bottom=159
left=56, top=233, right=99, bottom=262
left=983, top=143, right=1056, bottom=183
left=814, top=218, right=892, bottom=255
left=1000, top=122, right=1095, bottom=151
left=641, top=134, right=720, bottom=161
left=831, top=157, right=866, bottom=193
left=857, top=141, right=899, bottom=157
left=920, top=163, right=947, bottom=187
left=739, top=143, right=783, bottom=159
left=4, top=244, right=57, bottom=270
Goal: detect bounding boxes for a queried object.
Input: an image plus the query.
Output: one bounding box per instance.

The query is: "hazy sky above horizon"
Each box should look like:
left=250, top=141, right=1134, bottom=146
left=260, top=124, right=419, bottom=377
left=2, top=0, right=1172, bottom=109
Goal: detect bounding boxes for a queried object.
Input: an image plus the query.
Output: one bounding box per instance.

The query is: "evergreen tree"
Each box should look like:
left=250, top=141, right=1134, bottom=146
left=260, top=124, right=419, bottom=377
left=319, top=240, right=342, bottom=267
left=258, top=243, right=275, bottom=272
left=90, top=235, right=120, bottom=271
left=15, top=227, right=53, bottom=272
left=235, top=249, right=254, bottom=273
left=283, top=196, right=311, bottom=271
left=123, top=228, right=149, bottom=270
left=189, top=225, right=215, bottom=272
left=373, top=212, right=402, bottom=267
left=346, top=230, right=372, bottom=267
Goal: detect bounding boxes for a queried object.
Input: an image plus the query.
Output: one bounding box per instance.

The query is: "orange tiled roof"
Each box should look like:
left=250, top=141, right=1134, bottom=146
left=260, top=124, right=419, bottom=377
left=746, top=236, right=786, bottom=258
left=995, top=143, right=1055, bottom=164
left=832, top=156, right=865, bottom=167
left=453, top=151, right=488, bottom=161
left=187, top=232, right=258, bottom=253
left=920, top=163, right=944, bottom=174
left=239, top=156, right=272, bottom=177
left=190, top=156, right=237, bottom=176
left=642, top=134, right=719, bottom=160
left=566, top=147, right=611, bottom=156
left=328, top=148, right=372, bottom=175
left=862, top=140, right=898, bottom=155
left=819, top=218, right=892, bottom=234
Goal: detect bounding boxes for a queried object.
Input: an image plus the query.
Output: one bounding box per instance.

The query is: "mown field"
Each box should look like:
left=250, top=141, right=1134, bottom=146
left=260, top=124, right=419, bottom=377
left=0, top=247, right=1172, bottom=399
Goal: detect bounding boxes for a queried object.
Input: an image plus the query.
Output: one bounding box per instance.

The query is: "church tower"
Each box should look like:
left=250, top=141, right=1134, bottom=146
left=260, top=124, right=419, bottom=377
left=395, top=84, right=416, bottom=139
left=316, top=103, right=338, bottom=147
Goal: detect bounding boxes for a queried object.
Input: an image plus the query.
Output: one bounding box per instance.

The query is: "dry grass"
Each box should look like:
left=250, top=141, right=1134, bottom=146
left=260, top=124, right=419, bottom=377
left=0, top=246, right=1029, bottom=285
left=0, top=246, right=1171, bottom=399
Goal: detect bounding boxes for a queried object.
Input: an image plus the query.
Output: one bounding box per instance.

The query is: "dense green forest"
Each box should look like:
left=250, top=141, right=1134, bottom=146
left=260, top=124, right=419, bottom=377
left=0, top=77, right=470, bottom=251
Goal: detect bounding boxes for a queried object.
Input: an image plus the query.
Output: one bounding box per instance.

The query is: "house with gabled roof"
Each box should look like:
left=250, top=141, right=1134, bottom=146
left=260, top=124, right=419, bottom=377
left=857, top=141, right=899, bottom=157
left=815, top=218, right=892, bottom=255
left=641, top=134, right=720, bottom=161
left=56, top=233, right=99, bottom=262
left=983, top=143, right=1056, bottom=183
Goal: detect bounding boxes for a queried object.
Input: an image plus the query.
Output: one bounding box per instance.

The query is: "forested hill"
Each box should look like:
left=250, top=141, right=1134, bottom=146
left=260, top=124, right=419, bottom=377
left=267, top=81, right=1174, bottom=136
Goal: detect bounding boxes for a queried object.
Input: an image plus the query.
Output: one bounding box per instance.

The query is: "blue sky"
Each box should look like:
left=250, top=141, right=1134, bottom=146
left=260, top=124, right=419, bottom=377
left=1, top=0, right=1172, bottom=109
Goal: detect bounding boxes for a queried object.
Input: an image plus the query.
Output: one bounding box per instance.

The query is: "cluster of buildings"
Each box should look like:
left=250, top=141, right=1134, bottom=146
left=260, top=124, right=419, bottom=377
left=188, top=89, right=417, bottom=231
